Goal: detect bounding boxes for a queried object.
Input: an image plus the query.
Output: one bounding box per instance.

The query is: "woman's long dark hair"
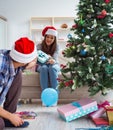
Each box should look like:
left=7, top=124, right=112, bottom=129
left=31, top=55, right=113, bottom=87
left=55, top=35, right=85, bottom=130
left=41, top=35, right=57, bottom=56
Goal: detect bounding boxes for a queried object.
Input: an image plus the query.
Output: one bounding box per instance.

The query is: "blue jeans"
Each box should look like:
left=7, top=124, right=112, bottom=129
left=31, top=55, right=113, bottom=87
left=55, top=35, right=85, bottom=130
left=37, top=63, right=60, bottom=91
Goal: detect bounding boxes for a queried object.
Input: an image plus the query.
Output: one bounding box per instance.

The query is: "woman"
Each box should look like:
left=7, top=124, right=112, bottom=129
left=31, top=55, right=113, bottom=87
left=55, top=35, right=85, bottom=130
left=36, top=26, right=60, bottom=106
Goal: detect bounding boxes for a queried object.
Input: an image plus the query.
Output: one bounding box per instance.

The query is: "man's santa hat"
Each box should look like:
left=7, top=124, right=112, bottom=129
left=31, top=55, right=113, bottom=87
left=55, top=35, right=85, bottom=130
left=10, top=37, right=37, bottom=63
left=42, top=26, right=58, bottom=37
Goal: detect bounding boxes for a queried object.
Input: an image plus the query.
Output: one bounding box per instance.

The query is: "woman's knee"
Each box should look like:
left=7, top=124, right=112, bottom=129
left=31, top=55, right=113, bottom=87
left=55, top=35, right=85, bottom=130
left=0, top=118, right=5, bottom=130
left=49, top=64, right=60, bottom=72
left=41, top=65, right=48, bottom=71
left=37, top=65, right=48, bottom=73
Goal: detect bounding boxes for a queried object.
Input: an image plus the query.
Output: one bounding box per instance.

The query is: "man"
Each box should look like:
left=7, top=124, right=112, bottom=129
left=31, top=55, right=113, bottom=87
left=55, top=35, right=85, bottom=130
left=0, top=37, right=37, bottom=129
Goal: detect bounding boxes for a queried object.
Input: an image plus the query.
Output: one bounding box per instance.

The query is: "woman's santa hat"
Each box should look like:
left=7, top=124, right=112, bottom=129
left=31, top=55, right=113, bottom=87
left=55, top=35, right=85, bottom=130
left=10, top=37, right=37, bottom=63
left=42, top=26, right=58, bottom=37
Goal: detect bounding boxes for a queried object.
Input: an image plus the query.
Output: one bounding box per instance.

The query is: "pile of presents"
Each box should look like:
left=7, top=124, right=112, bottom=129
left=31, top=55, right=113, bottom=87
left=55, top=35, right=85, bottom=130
left=57, top=98, right=113, bottom=128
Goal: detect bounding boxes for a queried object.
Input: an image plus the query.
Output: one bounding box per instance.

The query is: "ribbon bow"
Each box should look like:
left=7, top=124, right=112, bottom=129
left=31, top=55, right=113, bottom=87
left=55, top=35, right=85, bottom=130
left=39, top=52, right=45, bottom=58
left=72, top=102, right=83, bottom=111
left=98, top=101, right=110, bottom=109
left=109, top=33, right=113, bottom=38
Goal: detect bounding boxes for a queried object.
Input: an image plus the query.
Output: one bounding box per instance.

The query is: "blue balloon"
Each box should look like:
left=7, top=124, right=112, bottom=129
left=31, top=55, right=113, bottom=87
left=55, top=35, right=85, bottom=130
left=41, top=88, right=58, bottom=107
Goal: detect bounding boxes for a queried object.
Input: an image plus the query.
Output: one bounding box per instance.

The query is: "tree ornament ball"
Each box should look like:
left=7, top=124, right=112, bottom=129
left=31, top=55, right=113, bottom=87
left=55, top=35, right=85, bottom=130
left=80, top=50, right=87, bottom=56
left=41, top=88, right=58, bottom=107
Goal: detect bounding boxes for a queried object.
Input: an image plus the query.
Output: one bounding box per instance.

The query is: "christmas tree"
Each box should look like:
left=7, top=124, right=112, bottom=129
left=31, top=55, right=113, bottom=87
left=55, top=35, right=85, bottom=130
left=58, top=0, right=113, bottom=96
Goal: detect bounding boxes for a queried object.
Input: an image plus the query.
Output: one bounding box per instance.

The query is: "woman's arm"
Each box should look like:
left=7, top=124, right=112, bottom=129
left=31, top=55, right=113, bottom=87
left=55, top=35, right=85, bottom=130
left=47, top=44, right=59, bottom=64
left=52, top=44, right=59, bottom=63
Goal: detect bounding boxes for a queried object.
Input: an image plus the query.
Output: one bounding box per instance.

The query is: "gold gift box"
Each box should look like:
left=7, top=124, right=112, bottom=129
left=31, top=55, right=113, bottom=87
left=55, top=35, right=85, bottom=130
left=106, top=106, right=113, bottom=125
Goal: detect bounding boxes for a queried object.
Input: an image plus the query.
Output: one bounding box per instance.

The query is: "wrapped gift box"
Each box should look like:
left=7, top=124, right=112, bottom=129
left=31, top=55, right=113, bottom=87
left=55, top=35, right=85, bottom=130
left=106, top=106, right=113, bottom=125
left=75, top=126, right=113, bottom=130
left=57, top=98, right=98, bottom=122
left=92, top=117, right=109, bottom=126
left=75, top=128, right=102, bottom=130
left=89, top=101, right=110, bottom=119
left=37, top=50, right=50, bottom=64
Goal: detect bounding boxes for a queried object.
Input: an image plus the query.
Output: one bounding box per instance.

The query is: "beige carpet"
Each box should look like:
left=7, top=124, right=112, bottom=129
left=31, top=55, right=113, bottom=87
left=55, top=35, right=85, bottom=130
left=5, top=103, right=96, bottom=130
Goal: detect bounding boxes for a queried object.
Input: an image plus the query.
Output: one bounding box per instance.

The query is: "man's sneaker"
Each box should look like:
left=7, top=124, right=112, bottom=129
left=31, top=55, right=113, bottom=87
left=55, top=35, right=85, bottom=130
left=5, top=120, right=29, bottom=128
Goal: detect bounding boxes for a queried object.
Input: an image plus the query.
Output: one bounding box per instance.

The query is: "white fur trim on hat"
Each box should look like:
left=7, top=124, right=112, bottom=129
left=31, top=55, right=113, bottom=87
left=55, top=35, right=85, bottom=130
left=10, top=45, right=37, bottom=63
left=45, top=29, right=58, bottom=37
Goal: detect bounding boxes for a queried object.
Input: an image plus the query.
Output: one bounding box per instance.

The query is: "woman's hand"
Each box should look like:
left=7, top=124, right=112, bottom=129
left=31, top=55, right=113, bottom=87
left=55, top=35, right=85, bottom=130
left=47, top=58, right=55, bottom=64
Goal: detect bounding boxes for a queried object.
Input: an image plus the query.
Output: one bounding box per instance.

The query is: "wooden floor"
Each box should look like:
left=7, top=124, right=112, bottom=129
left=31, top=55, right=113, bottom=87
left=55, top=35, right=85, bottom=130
left=4, top=102, right=97, bottom=130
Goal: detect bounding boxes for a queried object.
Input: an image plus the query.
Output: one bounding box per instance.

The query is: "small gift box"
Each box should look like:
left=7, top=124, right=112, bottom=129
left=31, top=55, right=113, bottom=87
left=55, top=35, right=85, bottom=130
left=75, top=126, right=113, bottom=130
left=92, top=117, right=109, bottom=126
left=37, top=50, right=50, bottom=64
left=75, top=128, right=103, bottom=130
left=57, top=98, right=98, bottom=122
left=88, top=101, right=110, bottom=119
left=106, top=106, right=113, bottom=125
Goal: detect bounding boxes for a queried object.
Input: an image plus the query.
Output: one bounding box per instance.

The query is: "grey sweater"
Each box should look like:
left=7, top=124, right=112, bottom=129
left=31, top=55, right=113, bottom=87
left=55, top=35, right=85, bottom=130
left=36, top=43, right=59, bottom=64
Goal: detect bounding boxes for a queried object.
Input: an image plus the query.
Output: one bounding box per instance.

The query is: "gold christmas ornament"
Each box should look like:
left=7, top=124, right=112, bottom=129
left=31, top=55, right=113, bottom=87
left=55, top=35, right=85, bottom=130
left=61, top=23, right=68, bottom=28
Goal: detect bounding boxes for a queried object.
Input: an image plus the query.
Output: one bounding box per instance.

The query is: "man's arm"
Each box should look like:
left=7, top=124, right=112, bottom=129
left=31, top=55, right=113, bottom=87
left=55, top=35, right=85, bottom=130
left=0, top=106, right=24, bottom=127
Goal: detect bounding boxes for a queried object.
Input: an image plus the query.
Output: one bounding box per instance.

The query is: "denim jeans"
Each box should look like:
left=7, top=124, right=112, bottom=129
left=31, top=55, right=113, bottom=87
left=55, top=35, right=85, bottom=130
left=37, top=63, right=60, bottom=91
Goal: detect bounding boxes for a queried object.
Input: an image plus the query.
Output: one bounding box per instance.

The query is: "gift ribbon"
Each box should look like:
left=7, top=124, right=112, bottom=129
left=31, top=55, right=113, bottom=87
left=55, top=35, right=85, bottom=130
left=71, top=102, right=83, bottom=111
left=39, top=52, right=45, bottom=57
left=106, top=108, right=113, bottom=111
left=98, top=101, right=110, bottom=109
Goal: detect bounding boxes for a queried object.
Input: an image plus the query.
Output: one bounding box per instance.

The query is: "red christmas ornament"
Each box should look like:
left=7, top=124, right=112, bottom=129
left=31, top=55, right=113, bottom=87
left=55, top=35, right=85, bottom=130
left=97, top=15, right=105, bottom=19
left=57, top=78, right=63, bottom=82
left=109, top=33, right=113, bottom=38
left=66, top=43, right=73, bottom=47
left=72, top=24, right=78, bottom=29
left=111, top=50, right=113, bottom=55
left=97, top=10, right=107, bottom=19
left=60, top=64, right=66, bottom=69
left=64, top=80, right=73, bottom=87
left=101, top=10, right=107, bottom=16
left=62, top=51, right=65, bottom=55
left=104, top=0, right=111, bottom=3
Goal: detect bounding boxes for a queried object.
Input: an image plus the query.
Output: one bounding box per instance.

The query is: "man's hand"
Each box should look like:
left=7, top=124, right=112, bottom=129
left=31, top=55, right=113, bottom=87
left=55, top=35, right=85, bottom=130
left=25, top=58, right=37, bottom=69
left=9, top=113, right=24, bottom=127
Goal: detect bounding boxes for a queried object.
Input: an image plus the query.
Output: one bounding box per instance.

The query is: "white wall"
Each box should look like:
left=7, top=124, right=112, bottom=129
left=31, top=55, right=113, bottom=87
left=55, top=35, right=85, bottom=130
left=0, top=0, right=79, bottom=48
left=0, top=18, right=7, bottom=49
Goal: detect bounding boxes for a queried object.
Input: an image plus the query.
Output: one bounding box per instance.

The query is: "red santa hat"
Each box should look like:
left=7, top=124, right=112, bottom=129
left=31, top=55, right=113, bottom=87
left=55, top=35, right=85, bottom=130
left=10, top=37, right=37, bottom=63
left=42, top=26, right=58, bottom=37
